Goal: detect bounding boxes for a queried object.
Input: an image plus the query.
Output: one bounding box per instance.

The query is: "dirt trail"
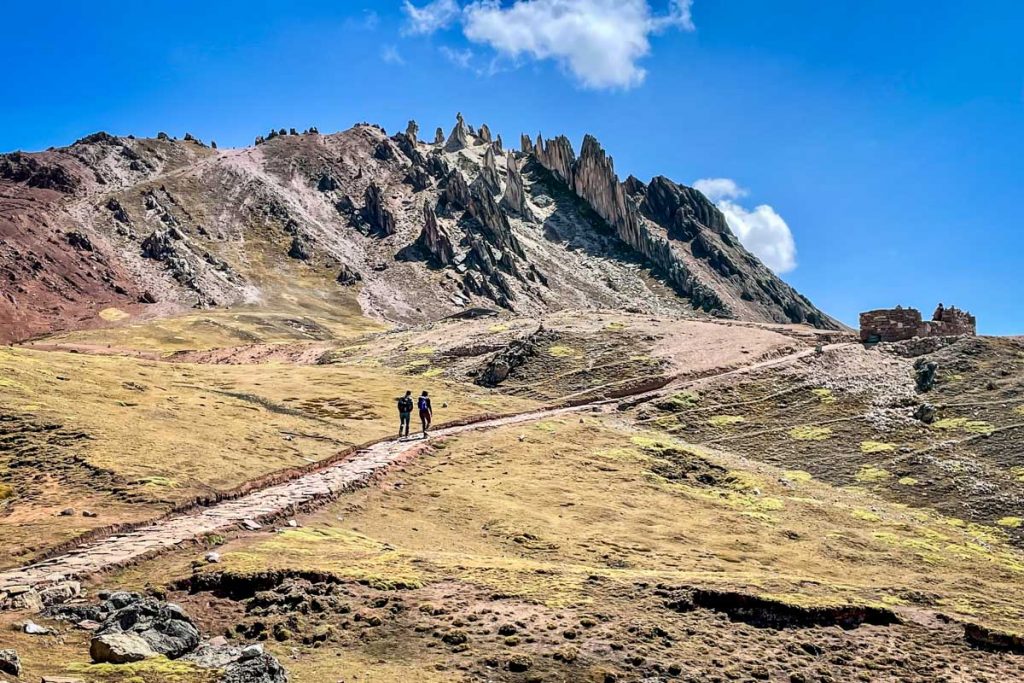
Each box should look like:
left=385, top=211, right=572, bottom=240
left=0, top=344, right=846, bottom=597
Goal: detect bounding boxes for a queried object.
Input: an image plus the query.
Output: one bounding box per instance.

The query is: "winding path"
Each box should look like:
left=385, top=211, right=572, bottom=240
left=0, top=343, right=841, bottom=598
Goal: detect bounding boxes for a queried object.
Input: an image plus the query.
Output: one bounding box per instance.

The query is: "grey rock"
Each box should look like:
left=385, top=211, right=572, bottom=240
left=0, top=649, right=21, bottom=677
left=914, top=359, right=938, bottom=392
left=442, top=169, right=471, bottom=210
left=90, top=632, right=157, bottom=663
left=405, top=120, right=419, bottom=141
left=433, top=127, right=444, bottom=145
left=500, top=152, right=533, bottom=222
left=205, top=552, right=221, bottom=564
left=444, top=113, right=470, bottom=152
left=287, top=236, right=311, bottom=260
left=363, top=182, right=397, bottom=236
left=913, top=403, right=937, bottom=424
left=241, top=519, right=262, bottom=531
left=417, top=201, right=456, bottom=266
left=39, top=580, right=81, bottom=606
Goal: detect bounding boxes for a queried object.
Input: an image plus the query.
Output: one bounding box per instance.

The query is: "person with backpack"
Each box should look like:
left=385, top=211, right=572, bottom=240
left=397, top=390, right=413, bottom=438
left=418, top=390, right=433, bottom=437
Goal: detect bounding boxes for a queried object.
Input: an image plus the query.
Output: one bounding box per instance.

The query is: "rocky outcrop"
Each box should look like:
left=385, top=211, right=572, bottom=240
left=529, top=132, right=838, bottom=327
left=337, top=264, right=362, bottom=286
left=475, top=326, right=547, bottom=386
left=0, top=152, right=79, bottom=193
left=288, top=236, right=312, bottom=260
left=444, top=113, right=470, bottom=152
left=521, top=134, right=534, bottom=155
left=473, top=145, right=502, bottom=196
left=466, top=185, right=524, bottom=258
left=0, top=649, right=21, bottom=677
left=433, top=127, right=444, bottom=144
left=417, top=201, right=456, bottom=266
left=403, top=166, right=432, bottom=191
left=478, top=123, right=492, bottom=144
left=500, top=152, right=532, bottom=221
left=363, top=182, right=397, bottom=236
left=51, top=592, right=286, bottom=678
left=442, top=168, right=472, bottom=210
left=405, top=120, right=419, bottom=141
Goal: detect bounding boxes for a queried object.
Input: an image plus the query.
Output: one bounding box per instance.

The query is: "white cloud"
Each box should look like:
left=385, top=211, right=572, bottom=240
left=402, top=0, right=461, bottom=35
left=694, top=177, right=797, bottom=274
left=693, top=177, right=745, bottom=202
left=380, top=44, right=406, bottom=65
left=400, top=0, right=695, bottom=90
left=440, top=46, right=475, bottom=69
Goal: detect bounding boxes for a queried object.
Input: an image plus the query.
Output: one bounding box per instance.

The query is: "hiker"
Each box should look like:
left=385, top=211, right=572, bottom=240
left=397, top=390, right=413, bottom=438
left=418, top=390, right=433, bottom=437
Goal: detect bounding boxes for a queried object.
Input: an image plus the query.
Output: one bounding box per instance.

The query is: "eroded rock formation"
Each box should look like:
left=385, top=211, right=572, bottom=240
left=363, top=182, right=397, bottom=236
left=500, top=152, right=532, bottom=221
left=444, top=113, right=470, bottom=152
left=417, top=200, right=456, bottom=266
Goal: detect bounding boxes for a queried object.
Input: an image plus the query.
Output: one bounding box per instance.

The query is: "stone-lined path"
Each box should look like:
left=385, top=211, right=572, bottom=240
left=0, top=403, right=591, bottom=596
left=0, top=343, right=837, bottom=599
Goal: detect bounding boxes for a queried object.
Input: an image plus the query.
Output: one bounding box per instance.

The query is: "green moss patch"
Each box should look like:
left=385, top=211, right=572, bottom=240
left=707, top=415, right=745, bottom=428
left=860, top=441, right=896, bottom=454
left=932, top=418, right=995, bottom=436
left=788, top=425, right=833, bottom=441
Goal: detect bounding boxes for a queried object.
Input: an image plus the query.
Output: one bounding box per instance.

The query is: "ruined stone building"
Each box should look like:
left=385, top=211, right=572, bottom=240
left=859, top=304, right=976, bottom=343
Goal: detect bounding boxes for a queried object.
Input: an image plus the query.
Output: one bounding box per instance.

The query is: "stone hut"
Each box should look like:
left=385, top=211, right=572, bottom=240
left=859, top=304, right=976, bottom=343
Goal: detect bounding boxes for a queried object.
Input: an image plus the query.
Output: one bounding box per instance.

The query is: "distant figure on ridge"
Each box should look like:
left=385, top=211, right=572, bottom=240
left=397, top=390, right=413, bottom=439
left=933, top=302, right=945, bottom=321
left=418, top=390, right=433, bottom=438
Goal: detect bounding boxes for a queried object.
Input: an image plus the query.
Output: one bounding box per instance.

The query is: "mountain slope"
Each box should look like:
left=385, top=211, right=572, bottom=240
left=0, top=117, right=842, bottom=343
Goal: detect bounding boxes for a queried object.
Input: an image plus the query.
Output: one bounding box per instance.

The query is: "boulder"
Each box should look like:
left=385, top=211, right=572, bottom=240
left=90, top=632, right=157, bottom=663
left=915, top=360, right=938, bottom=392
left=287, top=236, right=311, bottom=260
left=337, top=264, right=362, bottom=286
left=39, top=581, right=81, bottom=606
left=0, top=649, right=20, bottom=677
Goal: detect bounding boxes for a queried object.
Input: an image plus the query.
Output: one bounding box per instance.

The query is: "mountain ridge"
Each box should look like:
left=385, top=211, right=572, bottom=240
left=0, top=116, right=843, bottom=343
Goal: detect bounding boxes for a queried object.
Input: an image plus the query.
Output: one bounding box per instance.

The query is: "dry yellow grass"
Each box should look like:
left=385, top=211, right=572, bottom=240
left=203, top=417, right=1024, bottom=635
left=0, top=342, right=538, bottom=562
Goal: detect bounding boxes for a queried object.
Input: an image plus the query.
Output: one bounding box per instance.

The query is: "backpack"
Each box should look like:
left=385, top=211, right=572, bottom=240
left=418, top=396, right=429, bottom=411
left=398, top=396, right=413, bottom=412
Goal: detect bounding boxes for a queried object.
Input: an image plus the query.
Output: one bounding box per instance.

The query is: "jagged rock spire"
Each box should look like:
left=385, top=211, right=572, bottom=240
left=445, top=113, right=469, bottom=152
left=466, top=185, right=524, bottom=258
left=363, top=182, right=397, bottom=236
left=535, top=135, right=575, bottom=184
left=442, top=168, right=471, bottom=210
left=434, top=127, right=444, bottom=145
left=501, top=152, right=533, bottom=222
left=474, top=145, right=502, bottom=196
left=521, top=134, right=534, bottom=155
left=405, top=120, right=419, bottom=141
left=417, top=200, right=455, bottom=265
left=478, top=124, right=492, bottom=144
left=495, top=135, right=503, bottom=153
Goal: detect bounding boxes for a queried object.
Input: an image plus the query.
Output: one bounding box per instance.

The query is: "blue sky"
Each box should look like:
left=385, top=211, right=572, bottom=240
left=3, top=1, right=1021, bottom=333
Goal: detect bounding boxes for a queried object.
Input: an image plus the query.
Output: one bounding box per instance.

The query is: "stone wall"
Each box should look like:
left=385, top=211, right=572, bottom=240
left=860, top=305, right=976, bottom=342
